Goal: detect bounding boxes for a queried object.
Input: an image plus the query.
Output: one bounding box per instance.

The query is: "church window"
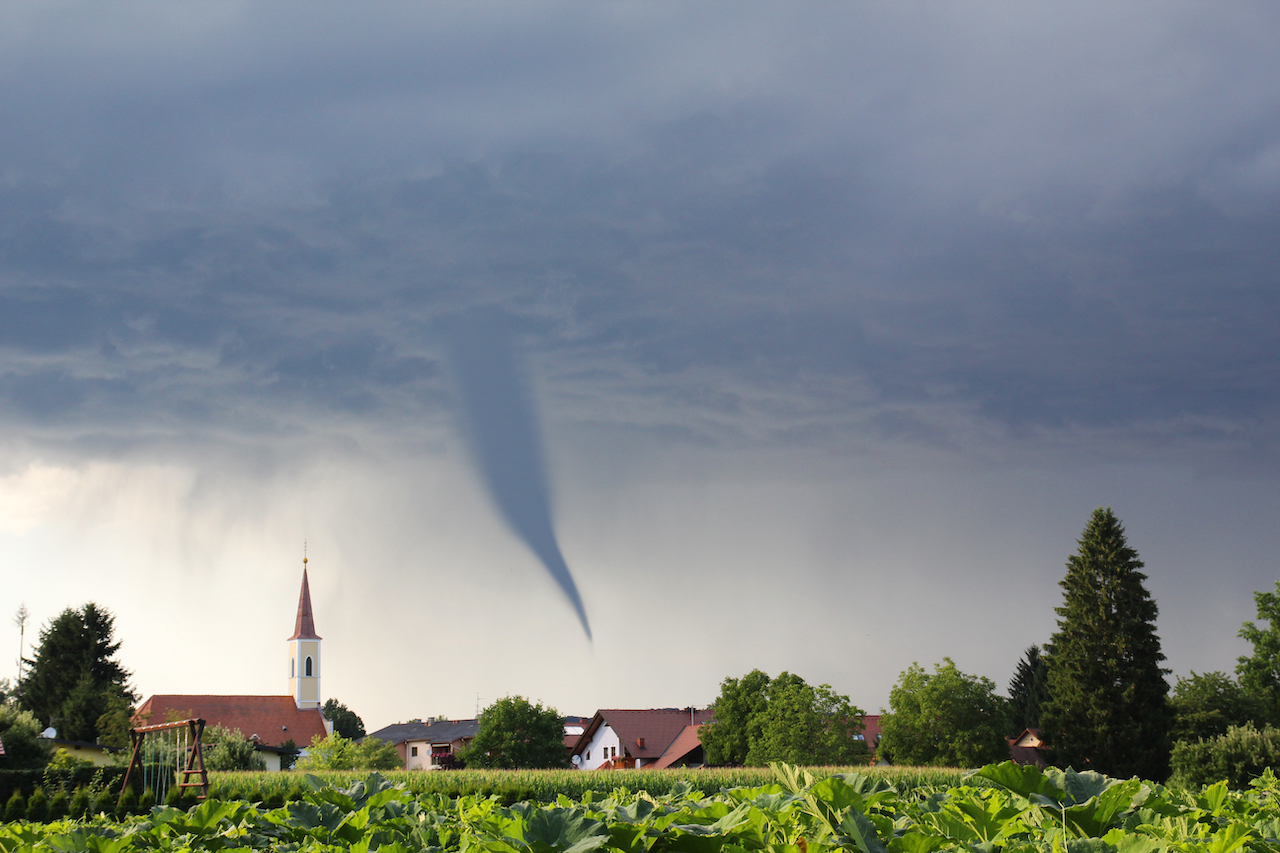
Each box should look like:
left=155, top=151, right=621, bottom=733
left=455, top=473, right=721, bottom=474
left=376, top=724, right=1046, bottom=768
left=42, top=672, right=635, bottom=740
left=305, top=656, right=314, bottom=677
left=291, top=658, right=295, bottom=678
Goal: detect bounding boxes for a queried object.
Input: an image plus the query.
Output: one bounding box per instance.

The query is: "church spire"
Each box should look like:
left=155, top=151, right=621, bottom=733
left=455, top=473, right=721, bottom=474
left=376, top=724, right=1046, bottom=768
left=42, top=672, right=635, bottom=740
left=289, top=557, right=322, bottom=640
left=288, top=554, right=323, bottom=710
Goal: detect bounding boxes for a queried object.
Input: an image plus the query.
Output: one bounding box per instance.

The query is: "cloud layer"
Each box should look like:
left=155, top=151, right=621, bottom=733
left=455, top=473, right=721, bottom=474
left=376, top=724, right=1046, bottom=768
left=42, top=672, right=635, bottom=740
left=2, top=2, right=1278, bottom=724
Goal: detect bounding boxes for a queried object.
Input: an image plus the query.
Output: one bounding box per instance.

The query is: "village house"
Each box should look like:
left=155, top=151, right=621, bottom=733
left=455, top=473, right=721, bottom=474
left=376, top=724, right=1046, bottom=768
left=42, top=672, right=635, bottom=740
left=570, top=708, right=715, bottom=770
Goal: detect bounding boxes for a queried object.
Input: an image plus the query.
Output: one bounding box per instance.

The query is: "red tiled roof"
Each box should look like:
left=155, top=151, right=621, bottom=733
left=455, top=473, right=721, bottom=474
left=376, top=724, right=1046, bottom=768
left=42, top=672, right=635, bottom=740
left=574, top=709, right=716, bottom=761
left=135, top=695, right=328, bottom=748
left=289, top=566, right=321, bottom=640
left=653, top=724, right=705, bottom=769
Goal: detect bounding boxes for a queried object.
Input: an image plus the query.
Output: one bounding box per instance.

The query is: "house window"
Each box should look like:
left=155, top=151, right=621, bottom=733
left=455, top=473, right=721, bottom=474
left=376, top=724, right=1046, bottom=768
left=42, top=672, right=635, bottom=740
left=586, top=750, right=590, bottom=760
left=305, top=656, right=313, bottom=676
left=411, top=746, right=418, bottom=757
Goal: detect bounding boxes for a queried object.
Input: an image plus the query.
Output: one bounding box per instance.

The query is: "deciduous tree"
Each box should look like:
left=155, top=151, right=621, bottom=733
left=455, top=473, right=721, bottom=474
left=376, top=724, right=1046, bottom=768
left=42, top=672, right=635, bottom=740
left=877, top=658, right=1010, bottom=767
left=748, top=679, right=868, bottom=766
left=322, top=699, right=366, bottom=740
left=1041, top=507, right=1170, bottom=779
left=0, top=703, right=51, bottom=769
left=702, top=670, right=867, bottom=766
left=458, top=696, right=568, bottom=769
left=700, top=669, right=773, bottom=765
left=1237, top=580, right=1280, bottom=723
left=202, top=726, right=266, bottom=772
left=1169, top=671, right=1267, bottom=744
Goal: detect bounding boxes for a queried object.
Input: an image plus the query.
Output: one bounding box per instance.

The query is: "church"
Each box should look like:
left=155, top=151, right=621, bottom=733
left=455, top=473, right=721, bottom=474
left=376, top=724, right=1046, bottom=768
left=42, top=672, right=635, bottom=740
left=134, top=558, right=333, bottom=770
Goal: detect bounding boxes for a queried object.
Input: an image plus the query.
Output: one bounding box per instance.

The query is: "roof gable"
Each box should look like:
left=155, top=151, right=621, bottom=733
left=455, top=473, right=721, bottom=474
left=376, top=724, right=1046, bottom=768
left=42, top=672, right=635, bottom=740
left=577, top=709, right=715, bottom=760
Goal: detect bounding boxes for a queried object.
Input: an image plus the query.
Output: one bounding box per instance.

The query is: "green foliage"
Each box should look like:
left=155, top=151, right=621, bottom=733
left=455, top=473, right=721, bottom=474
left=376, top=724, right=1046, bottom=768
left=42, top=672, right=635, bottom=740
left=206, top=762, right=970, bottom=803
left=749, top=679, right=869, bottom=766
left=116, top=784, right=138, bottom=818
left=353, top=736, right=402, bottom=770
left=46, top=747, right=94, bottom=772
left=95, top=691, right=135, bottom=748
left=69, top=785, right=91, bottom=818
left=1169, top=723, right=1280, bottom=789
left=18, top=603, right=135, bottom=743
left=3, top=788, right=24, bottom=822
left=1237, top=579, right=1280, bottom=722
left=0, top=702, right=52, bottom=769
left=878, top=657, right=1011, bottom=767
left=295, top=732, right=402, bottom=771
left=47, top=788, right=69, bottom=820
left=701, top=670, right=867, bottom=766
left=1042, top=507, right=1171, bottom=780
left=3, top=763, right=1279, bottom=852
left=25, top=785, right=49, bottom=822
left=701, top=669, right=772, bottom=764
left=459, top=695, right=570, bottom=769
left=321, top=698, right=366, bottom=740
left=1170, top=671, right=1268, bottom=744
left=203, top=725, right=267, bottom=771
left=1008, top=645, right=1049, bottom=734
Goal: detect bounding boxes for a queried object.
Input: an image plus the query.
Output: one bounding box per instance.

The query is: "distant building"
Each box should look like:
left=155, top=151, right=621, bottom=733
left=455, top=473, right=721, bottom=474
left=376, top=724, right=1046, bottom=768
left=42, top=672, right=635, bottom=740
left=134, top=559, right=332, bottom=770
left=365, top=718, right=480, bottom=769
left=570, top=708, right=715, bottom=770
left=1008, top=728, right=1049, bottom=767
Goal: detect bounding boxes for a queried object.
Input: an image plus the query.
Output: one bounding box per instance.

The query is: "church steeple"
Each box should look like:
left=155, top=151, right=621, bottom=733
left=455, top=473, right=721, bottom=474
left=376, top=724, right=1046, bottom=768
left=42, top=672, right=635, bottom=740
left=289, top=559, right=322, bottom=641
left=288, top=556, right=323, bottom=710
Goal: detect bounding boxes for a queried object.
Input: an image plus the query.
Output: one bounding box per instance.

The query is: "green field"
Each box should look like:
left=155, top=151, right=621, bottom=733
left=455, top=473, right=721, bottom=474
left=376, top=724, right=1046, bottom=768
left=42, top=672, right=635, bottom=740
left=1, top=761, right=1273, bottom=852
left=206, top=764, right=977, bottom=804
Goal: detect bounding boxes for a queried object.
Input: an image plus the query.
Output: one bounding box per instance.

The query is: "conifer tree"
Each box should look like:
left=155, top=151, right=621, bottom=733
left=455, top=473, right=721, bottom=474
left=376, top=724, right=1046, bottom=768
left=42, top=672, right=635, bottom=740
left=1008, top=645, right=1049, bottom=735
left=1041, top=508, right=1171, bottom=780
left=19, top=603, right=134, bottom=742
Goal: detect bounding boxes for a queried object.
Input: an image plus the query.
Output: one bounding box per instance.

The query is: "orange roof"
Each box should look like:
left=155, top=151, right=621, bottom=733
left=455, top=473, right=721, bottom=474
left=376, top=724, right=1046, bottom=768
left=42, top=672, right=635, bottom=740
left=135, top=695, right=328, bottom=748
left=652, top=724, right=705, bottom=768
left=289, top=566, right=321, bottom=640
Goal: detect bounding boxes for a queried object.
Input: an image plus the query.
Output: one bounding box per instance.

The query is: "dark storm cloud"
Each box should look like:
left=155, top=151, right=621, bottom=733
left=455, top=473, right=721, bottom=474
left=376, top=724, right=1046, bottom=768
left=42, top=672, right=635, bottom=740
left=0, top=2, right=1278, bottom=467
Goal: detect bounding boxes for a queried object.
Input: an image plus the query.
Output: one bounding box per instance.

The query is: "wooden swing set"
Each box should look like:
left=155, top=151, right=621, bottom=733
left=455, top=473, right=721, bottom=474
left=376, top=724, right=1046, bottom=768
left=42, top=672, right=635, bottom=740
left=119, top=718, right=210, bottom=804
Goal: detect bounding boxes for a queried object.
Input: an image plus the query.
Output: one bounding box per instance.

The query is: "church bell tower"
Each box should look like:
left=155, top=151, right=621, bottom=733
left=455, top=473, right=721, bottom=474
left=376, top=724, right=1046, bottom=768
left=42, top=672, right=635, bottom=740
left=288, top=557, right=323, bottom=710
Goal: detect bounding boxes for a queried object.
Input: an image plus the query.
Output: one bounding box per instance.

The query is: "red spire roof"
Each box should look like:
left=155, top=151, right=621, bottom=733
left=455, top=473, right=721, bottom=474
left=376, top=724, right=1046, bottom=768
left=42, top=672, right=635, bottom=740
left=288, top=562, right=322, bottom=640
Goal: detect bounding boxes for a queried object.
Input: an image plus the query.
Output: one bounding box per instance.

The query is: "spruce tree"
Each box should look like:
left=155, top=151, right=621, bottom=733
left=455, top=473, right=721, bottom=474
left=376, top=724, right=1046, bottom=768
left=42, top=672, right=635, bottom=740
left=19, top=603, right=134, bottom=742
left=1041, top=507, right=1171, bottom=780
left=1008, top=645, right=1049, bottom=734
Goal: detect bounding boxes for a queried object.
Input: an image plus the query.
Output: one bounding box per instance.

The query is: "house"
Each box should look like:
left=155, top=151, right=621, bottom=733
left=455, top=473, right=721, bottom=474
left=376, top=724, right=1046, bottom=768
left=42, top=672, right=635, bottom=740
left=1008, top=728, right=1049, bottom=767
left=39, top=737, right=124, bottom=767
left=570, top=708, right=716, bottom=770
left=861, top=714, right=882, bottom=762
left=365, top=718, right=479, bottom=769
left=134, top=559, right=332, bottom=770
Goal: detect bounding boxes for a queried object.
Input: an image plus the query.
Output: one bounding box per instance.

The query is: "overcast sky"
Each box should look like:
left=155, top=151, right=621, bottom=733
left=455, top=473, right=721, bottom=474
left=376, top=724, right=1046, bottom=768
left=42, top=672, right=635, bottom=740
left=3, top=2, right=1279, bottom=730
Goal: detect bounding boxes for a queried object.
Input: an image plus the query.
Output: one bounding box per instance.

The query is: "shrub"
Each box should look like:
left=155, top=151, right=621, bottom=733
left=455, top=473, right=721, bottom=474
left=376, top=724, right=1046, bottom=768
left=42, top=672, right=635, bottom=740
left=69, top=786, right=92, bottom=818
left=25, top=787, right=50, bottom=822
left=91, top=789, right=115, bottom=817
left=3, top=789, right=25, bottom=822
left=48, top=789, right=70, bottom=820
left=116, top=786, right=138, bottom=818
left=1170, top=723, right=1280, bottom=789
